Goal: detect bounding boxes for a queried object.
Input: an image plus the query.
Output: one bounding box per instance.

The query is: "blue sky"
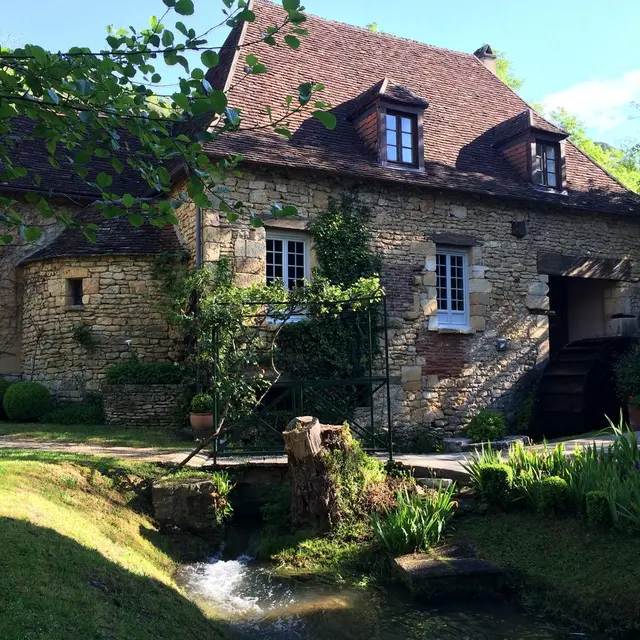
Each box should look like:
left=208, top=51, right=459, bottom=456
left=1, top=0, right=638, bottom=145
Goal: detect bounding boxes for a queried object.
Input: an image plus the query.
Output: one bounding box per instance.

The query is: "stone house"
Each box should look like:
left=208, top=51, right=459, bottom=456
left=2, top=0, right=640, bottom=437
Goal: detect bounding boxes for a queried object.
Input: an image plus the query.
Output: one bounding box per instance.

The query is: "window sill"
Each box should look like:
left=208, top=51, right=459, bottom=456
left=380, top=161, right=425, bottom=173
left=437, top=327, right=473, bottom=335
left=65, top=305, right=86, bottom=312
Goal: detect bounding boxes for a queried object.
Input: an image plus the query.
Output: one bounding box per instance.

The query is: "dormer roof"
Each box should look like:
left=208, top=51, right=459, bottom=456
left=493, top=109, right=568, bottom=147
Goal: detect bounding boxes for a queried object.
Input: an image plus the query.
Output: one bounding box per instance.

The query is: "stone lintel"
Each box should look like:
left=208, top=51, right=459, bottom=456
left=538, top=251, right=631, bottom=281
left=432, top=232, right=478, bottom=247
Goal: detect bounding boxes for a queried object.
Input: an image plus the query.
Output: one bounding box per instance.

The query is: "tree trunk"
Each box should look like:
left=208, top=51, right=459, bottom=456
left=282, top=416, right=346, bottom=533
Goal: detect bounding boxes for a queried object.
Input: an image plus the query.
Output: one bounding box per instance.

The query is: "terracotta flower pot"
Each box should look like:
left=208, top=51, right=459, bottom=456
left=190, top=413, right=214, bottom=431
left=628, top=405, right=640, bottom=431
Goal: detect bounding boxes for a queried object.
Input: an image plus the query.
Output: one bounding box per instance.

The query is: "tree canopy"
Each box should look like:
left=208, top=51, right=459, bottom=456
left=0, top=0, right=337, bottom=245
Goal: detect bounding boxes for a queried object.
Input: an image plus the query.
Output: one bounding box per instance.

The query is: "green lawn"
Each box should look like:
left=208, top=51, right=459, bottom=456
left=0, top=449, right=223, bottom=639
left=0, top=421, right=194, bottom=450
left=453, top=513, right=640, bottom=634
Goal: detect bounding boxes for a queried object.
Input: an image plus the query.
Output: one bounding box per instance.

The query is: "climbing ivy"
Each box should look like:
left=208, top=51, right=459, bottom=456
left=277, top=192, right=382, bottom=423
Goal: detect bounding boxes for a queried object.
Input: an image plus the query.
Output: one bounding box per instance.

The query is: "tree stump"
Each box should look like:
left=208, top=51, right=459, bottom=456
left=282, top=416, right=347, bottom=533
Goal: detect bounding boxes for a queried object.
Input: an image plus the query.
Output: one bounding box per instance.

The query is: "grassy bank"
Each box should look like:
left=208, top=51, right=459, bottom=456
left=0, top=421, right=193, bottom=450
left=0, top=449, right=223, bottom=639
left=454, top=513, right=640, bottom=634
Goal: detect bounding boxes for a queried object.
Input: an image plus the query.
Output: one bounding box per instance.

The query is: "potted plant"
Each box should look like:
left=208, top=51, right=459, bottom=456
left=628, top=396, right=640, bottom=431
left=190, top=392, right=214, bottom=431
left=615, top=342, right=640, bottom=430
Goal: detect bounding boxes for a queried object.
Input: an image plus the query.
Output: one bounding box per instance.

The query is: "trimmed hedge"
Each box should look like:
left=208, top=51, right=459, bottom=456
left=42, top=403, right=104, bottom=426
left=537, top=476, right=570, bottom=515
left=0, top=377, right=12, bottom=419
left=466, top=410, right=505, bottom=443
left=104, top=360, right=185, bottom=385
left=3, top=382, right=52, bottom=422
left=477, top=462, right=514, bottom=507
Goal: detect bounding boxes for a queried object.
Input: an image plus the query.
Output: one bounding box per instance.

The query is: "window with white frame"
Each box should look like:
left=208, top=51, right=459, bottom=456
left=266, top=231, right=310, bottom=290
left=436, top=248, right=470, bottom=329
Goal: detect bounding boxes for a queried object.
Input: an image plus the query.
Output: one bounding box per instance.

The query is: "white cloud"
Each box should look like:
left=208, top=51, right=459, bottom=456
left=541, top=71, right=640, bottom=133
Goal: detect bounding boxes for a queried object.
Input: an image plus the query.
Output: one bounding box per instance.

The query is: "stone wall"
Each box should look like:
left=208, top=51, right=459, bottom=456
left=21, top=256, right=180, bottom=400
left=196, top=165, right=640, bottom=439
left=0, top=202, right=66, bottom=376
left=103, top=384, right=184, bottom=429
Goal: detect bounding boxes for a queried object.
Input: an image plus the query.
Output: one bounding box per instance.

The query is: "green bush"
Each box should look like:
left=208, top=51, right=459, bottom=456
left=0, top=377, right=13, bottom=419
left=615, top=341, right=640, bottom=399
left=104, top=360, right=185, bottom=385
left=466, top=410, right=505, bottom=442
left=42, top=403, right=104, bottom=426
left=537, top=475, right=570, bottom=515
left=371, top=484, right=456, bottom=554
left=477, top=462, right=514, bottom=507
left=190, top=393, right=213, bottom=414
left=3, top=382, right=53, bottom=422
left=586, top=490, right=611, bottom=526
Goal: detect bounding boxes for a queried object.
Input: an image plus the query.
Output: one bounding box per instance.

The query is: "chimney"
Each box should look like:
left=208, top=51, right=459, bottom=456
left=474, top=44, right=497, bottom=75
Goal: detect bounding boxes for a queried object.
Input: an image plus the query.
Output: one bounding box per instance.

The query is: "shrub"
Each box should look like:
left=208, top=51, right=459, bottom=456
left=537, top=475, right=570, bottom=515
left=466, top=409, right=505, bottom=442
left=3, top=382, right=53, bottom=422
left=42, top=403, right=104, bottom=426
left=586, top=490, right=611, bottom=526
left=190, top=393, right=213, bottom=414
left=0, top=377, right=13, bottom=419
left=104, top=360, right=185, bottom=385
left=371, top=484, right=456, bottom=554
left=476, top=462, right=514, bottom=507
left=615, top=342, right=640, bottom=399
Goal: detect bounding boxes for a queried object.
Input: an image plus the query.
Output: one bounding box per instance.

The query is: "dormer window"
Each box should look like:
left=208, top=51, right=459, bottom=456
left=349, top=78, right=428, bottom=172
left=385, top=111, right=417, bottom=166
left=533, top=141, right=559, bottom=188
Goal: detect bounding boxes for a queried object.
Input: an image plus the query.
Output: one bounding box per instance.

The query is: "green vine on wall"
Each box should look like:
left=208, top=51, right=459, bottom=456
left=276, top=192, right=382, bottom=422
left=71, top=323, right=96, bottom=352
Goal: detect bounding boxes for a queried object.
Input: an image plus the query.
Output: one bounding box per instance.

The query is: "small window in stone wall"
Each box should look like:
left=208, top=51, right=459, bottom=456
left=436, top=248, right=470, bottom=329
left=66, top=278, right=84, bottom=307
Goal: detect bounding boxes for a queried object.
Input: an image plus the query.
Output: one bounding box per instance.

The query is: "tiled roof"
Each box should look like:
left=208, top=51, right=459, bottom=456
left=20, top=210, right=183, bottom=264
left=1, top=117, right=154, bottom=199
left=202, top=0, right=639, bottom=215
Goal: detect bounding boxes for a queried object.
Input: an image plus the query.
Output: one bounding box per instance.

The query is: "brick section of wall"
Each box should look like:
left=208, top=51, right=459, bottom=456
left=21, top=256, right=180, bottom=400
left=103, top=384, right=184, bottom=429
left=198, top=165, right=640, bottom=439
left=418, top=331, right=472, bottom=377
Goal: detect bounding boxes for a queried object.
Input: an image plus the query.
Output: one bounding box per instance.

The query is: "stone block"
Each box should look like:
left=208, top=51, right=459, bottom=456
left=471, top=266, right=487, bottom=279
left=421, top=296, right=438, bottom=316
left=62, top=267, right=89, bottom=279
left=470, top=316, right=486, bottom=331
left=525, top=295, right=550, bottom=313
left=235, top=257, right=264, bottom=275
left=428, top=315, right=439, bottom=331
left=425, top=256, right=437, bottom=272
left=469, top=279, right=492, bottom=294
left=244, top=240, right=266, bottom=259
left=422, top=271, right=437, bottom=286
left=469, top=292, right=490, bottom=306
left=450, top=204, right=467, bottom=219
left=401, top=365, right=422, bottom=382
left=528, top=281, right=549, bottom=296
left=83, top=278, right=99, bottom=294
left=234, top=273, right=262, bottom=288
left=410, top=241, right=432, bottom=257
left=403, top=380, right=422, bottom=392
left=425, top=375, right=439, bottom=389
left=204, top=244, right=221, bottom=263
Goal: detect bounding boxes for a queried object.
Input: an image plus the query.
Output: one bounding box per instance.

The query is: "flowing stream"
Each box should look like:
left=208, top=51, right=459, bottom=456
left=176, top=534, right=601, bottom=640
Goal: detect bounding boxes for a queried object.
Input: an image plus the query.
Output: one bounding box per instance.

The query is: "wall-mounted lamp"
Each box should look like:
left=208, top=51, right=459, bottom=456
left=494, top=338, right=510, bottom=352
